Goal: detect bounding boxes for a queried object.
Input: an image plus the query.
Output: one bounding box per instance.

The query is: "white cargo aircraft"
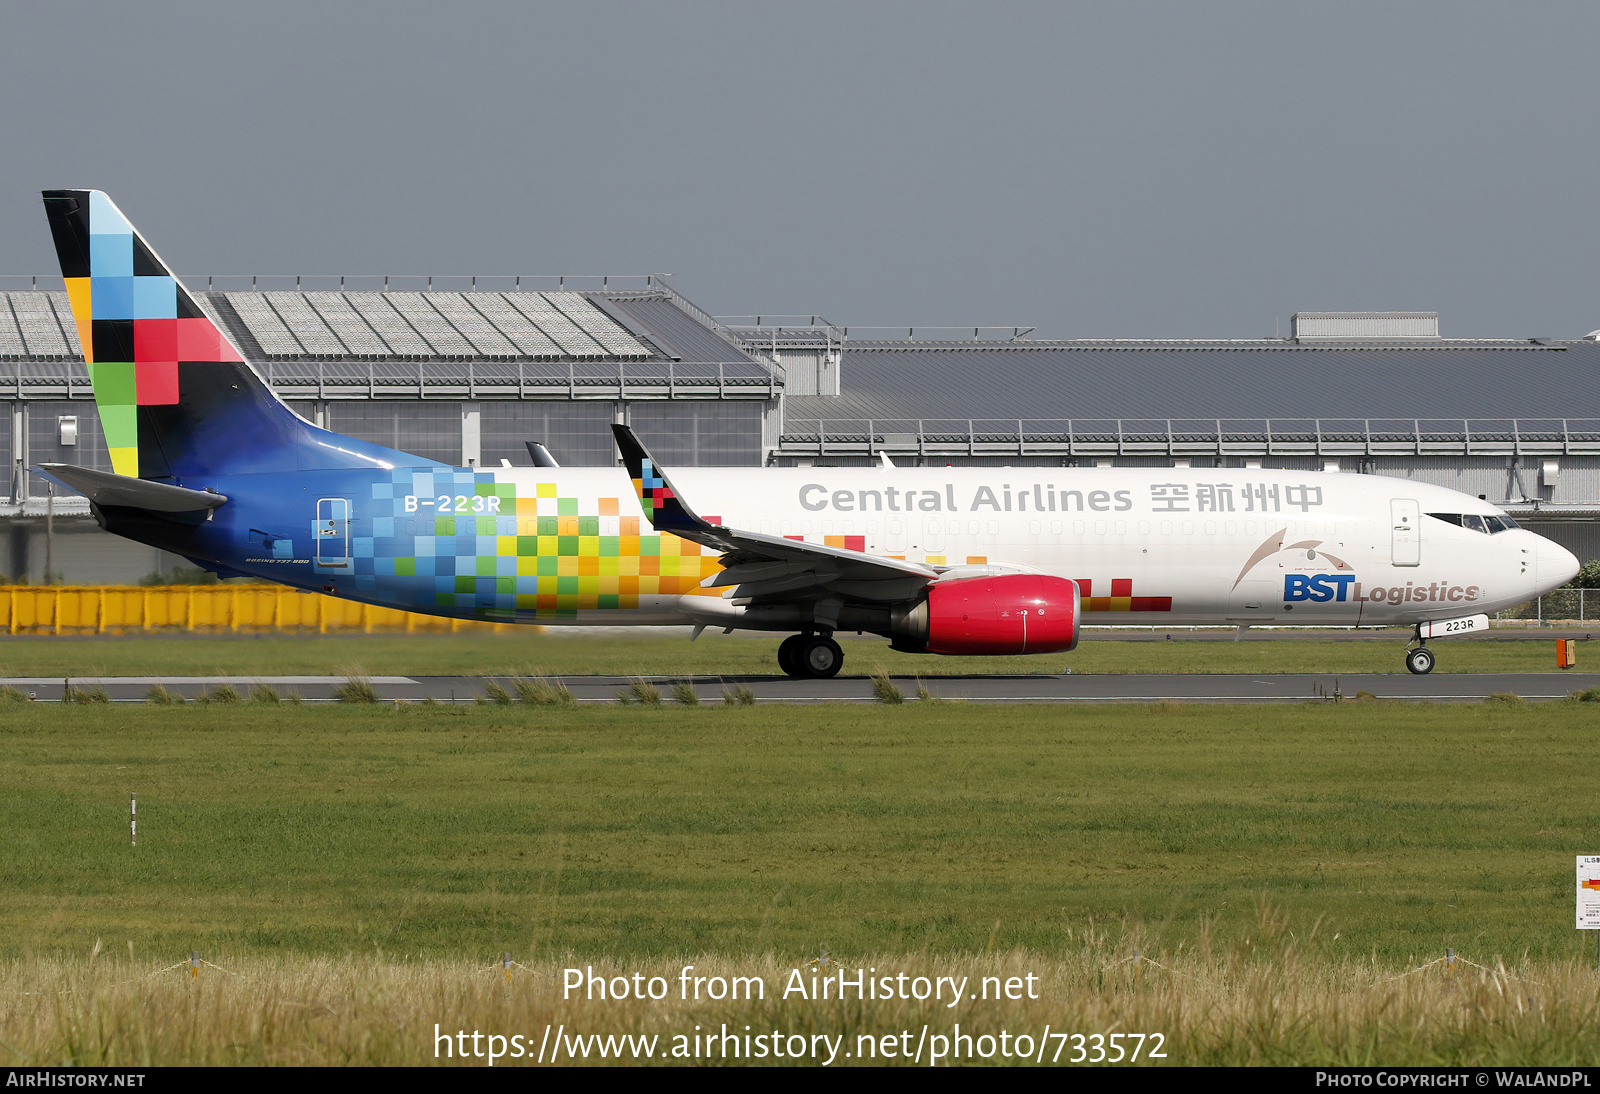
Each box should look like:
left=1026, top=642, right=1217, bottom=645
left=597, top=434, right=1581, bottom=677
left=37, top=187, right=1581, bottom=680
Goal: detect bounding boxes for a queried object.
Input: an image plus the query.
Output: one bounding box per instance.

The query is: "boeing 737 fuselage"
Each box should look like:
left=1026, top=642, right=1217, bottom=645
left=32, top=190, right=1581, bottom=678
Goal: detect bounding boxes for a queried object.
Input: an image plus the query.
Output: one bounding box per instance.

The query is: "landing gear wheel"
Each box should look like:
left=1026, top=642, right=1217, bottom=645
left=1405, top=646, right=1435, bottom=675
left=797, top=635, right=844, bottom=679
left=777, top=634, right=807, bottom=678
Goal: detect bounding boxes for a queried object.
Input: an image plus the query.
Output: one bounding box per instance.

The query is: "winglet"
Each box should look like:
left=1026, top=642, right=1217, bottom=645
left=611, top=424, right=711, bottom=533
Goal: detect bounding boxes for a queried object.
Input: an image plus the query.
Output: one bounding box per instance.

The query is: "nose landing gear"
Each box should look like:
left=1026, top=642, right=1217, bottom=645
left=777, top=633, right=844, bottom=679
left=1404, top=640, right=1435, bottom=675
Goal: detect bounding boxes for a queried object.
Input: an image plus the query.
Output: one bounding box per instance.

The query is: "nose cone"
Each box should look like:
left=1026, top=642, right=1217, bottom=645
left=1536, top=535, right=1581, bottom=592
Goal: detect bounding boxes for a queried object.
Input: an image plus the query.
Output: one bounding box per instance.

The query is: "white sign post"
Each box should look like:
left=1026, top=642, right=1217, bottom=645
left=1577, top=857, right=1600, bottom=969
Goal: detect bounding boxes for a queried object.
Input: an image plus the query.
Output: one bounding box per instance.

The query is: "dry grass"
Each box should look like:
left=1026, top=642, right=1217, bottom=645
left=249, top=683, right=282, bottom=704
left=333, top=672, right=378, bottom=704
left=512, top=677, right=575, bottom=705
left=5, top=932, right=1600, bottom=1066
left=618, top=679, right=662, bottom=707
left=198, top=683, right=242, bottom=705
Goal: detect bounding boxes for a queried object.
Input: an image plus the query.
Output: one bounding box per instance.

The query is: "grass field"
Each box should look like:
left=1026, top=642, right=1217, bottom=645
left=0, top=630, right=1582, bottom=678
left=5, top=699, right=1600, bottom=1065
left=4, top=700, right=1598, bottom=960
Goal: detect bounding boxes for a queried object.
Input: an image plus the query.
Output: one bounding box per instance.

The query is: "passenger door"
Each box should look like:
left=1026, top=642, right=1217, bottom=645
left=315, top=498, right=351, bottom=570
left=1391, top=499, right=1420, bottom=567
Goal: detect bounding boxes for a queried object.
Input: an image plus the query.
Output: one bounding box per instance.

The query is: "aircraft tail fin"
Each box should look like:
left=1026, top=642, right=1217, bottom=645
left=41, top=189, right=421, bottom=480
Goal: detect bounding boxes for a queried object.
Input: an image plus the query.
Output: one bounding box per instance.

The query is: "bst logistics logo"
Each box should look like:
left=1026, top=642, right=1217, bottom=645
left=1283, top=574, right=1356, bottom=602
left=1283, top=574, right=1483, bottom=605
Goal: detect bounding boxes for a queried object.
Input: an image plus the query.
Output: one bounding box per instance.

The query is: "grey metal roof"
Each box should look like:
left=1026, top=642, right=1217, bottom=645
left=598, top=294, right=761, bottom=367
left=203, top=290, right=652, bottom=360
left=783, top=339, right=1596, bottom=422
left=0, top=287, right=781, bottom=400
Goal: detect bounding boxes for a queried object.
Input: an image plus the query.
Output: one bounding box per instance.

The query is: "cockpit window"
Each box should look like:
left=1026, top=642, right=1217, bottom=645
left=1429, top=512, right=1516, bottom=534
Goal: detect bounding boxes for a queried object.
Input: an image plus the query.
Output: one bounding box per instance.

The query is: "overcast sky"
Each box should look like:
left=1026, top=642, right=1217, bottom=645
left=2, top=1, right=1596, bottom=339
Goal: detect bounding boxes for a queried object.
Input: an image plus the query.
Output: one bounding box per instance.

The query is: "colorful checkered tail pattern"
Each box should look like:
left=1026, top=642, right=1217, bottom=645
left=41, top=189, right=313, bottom=481
left=611, top=424, right=715, bottom=534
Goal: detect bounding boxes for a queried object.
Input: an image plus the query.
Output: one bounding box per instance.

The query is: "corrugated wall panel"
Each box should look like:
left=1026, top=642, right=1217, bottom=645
left=629, top=401, right=763, bottom=466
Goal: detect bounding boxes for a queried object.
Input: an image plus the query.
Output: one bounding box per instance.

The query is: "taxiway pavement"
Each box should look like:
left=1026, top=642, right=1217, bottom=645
left=7, top=671, right=1599, bottom=704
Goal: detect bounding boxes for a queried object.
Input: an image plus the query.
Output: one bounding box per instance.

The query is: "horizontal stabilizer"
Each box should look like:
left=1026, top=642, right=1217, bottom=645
left=36, top=463, right=227, bottom=512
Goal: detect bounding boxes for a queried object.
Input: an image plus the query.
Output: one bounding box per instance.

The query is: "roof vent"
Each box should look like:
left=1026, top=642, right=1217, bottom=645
left=1290, top=311, right=1439, bottom=341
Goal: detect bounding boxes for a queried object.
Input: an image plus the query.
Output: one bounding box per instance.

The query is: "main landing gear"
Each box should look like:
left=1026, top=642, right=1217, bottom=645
left=777, top=633, right=844, bottom=679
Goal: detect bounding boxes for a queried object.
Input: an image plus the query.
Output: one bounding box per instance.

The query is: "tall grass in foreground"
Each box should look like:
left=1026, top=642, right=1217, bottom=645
left=5, top=938, right=1600, bottom=1066
left=512, top=677, right=575, bottom=705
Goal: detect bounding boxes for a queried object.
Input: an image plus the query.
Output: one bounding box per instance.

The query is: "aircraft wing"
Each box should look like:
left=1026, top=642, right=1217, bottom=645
left=611, top=424, right=937, bottom=603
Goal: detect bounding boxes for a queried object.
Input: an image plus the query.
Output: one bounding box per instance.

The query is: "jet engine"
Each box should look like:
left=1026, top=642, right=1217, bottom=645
left=891, top=575, right=1080, bottom=655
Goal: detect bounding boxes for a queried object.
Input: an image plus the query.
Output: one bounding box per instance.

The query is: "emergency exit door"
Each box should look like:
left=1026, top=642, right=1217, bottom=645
left=1391, top=498, right=1420, bottom=566
left=315, top=498, right=350, bottom=570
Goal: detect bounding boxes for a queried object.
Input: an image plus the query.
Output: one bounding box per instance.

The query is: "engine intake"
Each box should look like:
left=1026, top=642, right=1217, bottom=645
left=892, top=575, right=1080, bottom=655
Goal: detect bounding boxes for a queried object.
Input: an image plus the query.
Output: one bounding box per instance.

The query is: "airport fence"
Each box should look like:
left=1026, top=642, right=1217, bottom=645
left=0, top=585, right=523, bottom=636
left=1495, top=589, right=1598, bottom=626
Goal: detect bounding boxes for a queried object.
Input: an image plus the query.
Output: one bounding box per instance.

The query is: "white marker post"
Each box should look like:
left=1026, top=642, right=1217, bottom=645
left=130, top=793, right=136, bottom=847
left=1576, top=856, right=1600, bottom=969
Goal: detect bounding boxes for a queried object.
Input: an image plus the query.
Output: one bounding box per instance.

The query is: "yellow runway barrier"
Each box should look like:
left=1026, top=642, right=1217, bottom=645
left=1, top=586, right=527, bottom=636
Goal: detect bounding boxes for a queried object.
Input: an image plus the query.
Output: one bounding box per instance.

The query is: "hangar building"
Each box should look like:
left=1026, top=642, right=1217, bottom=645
left=1, top=275, right=1595, bottom=583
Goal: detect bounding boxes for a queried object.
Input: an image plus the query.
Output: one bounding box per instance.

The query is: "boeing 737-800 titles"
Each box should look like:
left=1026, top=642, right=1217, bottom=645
left=32, top=190, right=1581, bottom=678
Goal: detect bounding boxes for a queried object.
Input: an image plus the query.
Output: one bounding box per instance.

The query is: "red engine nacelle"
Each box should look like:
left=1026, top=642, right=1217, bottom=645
left=895, top=575, right=1080, bottom=656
